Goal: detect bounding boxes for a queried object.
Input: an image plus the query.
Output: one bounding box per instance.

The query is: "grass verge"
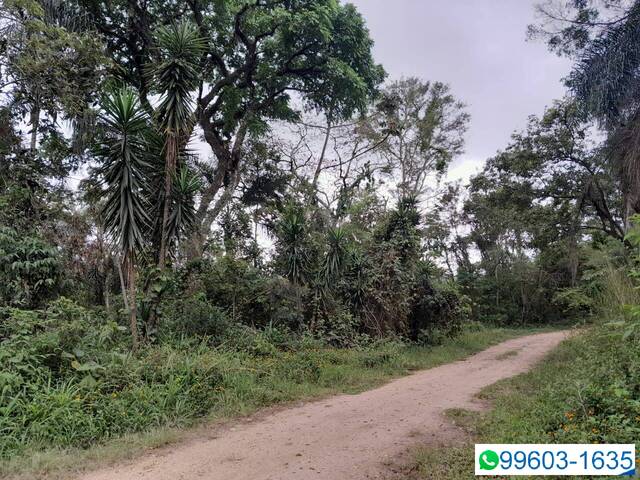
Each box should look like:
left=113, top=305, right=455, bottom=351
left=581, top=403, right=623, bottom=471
left=1, top=325, right=546, bottom=480
left=406, top=326, right=640, bottom=480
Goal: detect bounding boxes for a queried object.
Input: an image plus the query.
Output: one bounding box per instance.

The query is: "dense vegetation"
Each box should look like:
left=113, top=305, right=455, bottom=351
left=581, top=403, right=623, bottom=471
left=406, top=1, right=640, bottom=477
left=1, top=0, right=640, bottom=476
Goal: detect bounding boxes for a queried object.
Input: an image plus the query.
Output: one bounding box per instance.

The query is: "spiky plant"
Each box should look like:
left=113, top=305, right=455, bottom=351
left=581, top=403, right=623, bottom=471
left=322, top=226, right=349, bottom=285
left=97, top=88, right=151, bottom=350
left=148, top=21, right=206, bottom=268
left=167, top=165, right=201, bottom=244
left=277, top=206, right=310, bottom=286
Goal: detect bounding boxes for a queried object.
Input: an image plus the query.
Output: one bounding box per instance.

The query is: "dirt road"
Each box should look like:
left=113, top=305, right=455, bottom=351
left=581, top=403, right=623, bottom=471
left=80, top=331, right=568, bottom=480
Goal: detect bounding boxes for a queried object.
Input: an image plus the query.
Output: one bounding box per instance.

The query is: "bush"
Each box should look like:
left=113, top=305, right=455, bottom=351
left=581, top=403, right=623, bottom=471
left=262, top=276, right=306, bottom=330
left=198, top=256, right=270, bottom=326
left=0, top=227, right=62, bottom=308
left=314, top=311, right=370, bottom=348
left=160, top=293, right=231, bottom=340
left=219, top=324, right=305, bottom=355
left=408, top=266, right=471, bottom=344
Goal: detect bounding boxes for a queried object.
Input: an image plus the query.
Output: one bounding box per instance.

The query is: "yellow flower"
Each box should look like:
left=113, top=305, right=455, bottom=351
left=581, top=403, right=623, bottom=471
left=592, top=428, right=599, bottom=434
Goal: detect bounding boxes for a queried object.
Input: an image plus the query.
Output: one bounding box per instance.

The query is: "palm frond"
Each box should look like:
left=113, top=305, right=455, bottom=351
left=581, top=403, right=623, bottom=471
left=167, top=166, right=202, bottom=244
left=569, top=2, right=640, bottom=126
left=97, top=88, right=152, bottom=256
left=149, top=21, right=207, bottom=136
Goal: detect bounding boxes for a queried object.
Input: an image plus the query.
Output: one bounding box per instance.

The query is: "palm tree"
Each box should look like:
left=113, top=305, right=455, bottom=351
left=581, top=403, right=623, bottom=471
left=136, top=21, right=205, bottom=338
left=148, top=21, right=206, bottom=268
left=568, top=2, right=640, bottom=226
left=97, top=88, right=151, bottom=350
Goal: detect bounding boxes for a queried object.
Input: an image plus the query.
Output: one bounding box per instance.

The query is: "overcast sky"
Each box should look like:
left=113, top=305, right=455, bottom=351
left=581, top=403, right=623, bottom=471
left=349, top=0, right=572, bottom=182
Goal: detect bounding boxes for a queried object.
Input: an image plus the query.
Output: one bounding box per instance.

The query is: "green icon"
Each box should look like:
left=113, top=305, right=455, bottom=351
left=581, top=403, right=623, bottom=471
left=479, top=450, right=499, bottom=470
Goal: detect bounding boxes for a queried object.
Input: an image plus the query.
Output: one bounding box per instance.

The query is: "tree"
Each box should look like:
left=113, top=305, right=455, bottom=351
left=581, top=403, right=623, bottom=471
left=1, top=0, right=106, bottom=152
left=147, top=21, right=206, bottom=268
left=461, top=101, right=622, bottom=323
left=76, top=0, right=385, bottom=258
left=475, top=100, right=624, bottom=243
left=96, top=88, right=152, bottom=350
left=531, top=0, right=640, bottom=226
left=139, top=20, right=206, bottom=336
left=361, top=77, right=469, bottom=200
left=274, top=111, right=391, bottom=218
left=357, top=196, right=422, bottom=334
left=423, top=183, right=471, bottom=277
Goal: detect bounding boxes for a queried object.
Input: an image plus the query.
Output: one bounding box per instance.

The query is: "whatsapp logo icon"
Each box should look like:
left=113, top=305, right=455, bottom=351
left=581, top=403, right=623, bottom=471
left=479, top=449, right=499, bottom=471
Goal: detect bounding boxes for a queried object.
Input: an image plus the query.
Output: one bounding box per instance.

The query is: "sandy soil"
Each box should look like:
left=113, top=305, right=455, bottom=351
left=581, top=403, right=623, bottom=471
left=79, top=331, right=568, bottom=480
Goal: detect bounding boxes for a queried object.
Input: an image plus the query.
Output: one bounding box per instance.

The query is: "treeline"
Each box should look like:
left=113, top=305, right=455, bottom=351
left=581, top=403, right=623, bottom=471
left=2, top=0, right=640, bottom=355
left=2, top=0, right=637, bottom=349
left=0, top=0, right=477, bottom=348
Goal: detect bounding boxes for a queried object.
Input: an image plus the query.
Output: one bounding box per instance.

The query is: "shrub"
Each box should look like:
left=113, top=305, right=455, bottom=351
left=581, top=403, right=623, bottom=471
left=0, top=227, right=62, bottom=307
left=409, top=266, right=471, bottom=344
left=0, top=300, right=230, bottom=458
left=314, top=311, right=370, bottom=348
left=160, top=293, right=231, bottom=340
left=175, top=257, right=273, bottom=328
left=262, top=276, right=306, bottom=330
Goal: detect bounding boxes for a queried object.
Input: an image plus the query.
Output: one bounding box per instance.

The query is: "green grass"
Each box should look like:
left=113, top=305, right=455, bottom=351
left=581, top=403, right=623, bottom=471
left=0, top=325, right=546, bottom=480
left=407, top=326, right=640, bottom=480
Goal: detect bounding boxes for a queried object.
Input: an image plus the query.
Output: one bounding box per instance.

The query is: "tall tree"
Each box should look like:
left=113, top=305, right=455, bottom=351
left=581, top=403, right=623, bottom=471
left=274, top=111, right=391, bottom=217
left=423, top=183, right=471, bottom=276
left=96, top=88, right=152, bottom=350
left=484, top=100, right=623, bottom=242
left=148, top=21, right=206, bottom=268
left=531, top=0, right=640, bottom=226
left=361, top=78, right=469, bottom=200
left=1, top=0, right=106, bottom=152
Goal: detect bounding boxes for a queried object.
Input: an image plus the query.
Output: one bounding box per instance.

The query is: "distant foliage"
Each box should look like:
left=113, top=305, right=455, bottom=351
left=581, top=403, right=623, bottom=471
left=0, top=228, right=61, bottom=307
left=409, top=270, right=471, bottom=345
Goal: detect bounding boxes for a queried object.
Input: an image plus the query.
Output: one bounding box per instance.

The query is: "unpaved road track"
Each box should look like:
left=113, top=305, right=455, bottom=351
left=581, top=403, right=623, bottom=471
left=80, top=331, right=568, bottom=480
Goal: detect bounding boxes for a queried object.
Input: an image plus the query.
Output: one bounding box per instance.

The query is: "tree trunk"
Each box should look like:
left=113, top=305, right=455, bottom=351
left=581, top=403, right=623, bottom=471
left=146, top=136, right=179, bottom=338
left=125, top=253, right=139, bottom=352
left=312, top=118, right=332, bottom=187
left=158, top=135, right=178, bottom=268
left=187, top=117, right=252, bottom=260
left=104, top=267, right=112, bottom=313
left=187, top=165, right=242, bottom=260
left=615, top=113, right=640, bottom=232
left=116, top=255, right=129, bottom=311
